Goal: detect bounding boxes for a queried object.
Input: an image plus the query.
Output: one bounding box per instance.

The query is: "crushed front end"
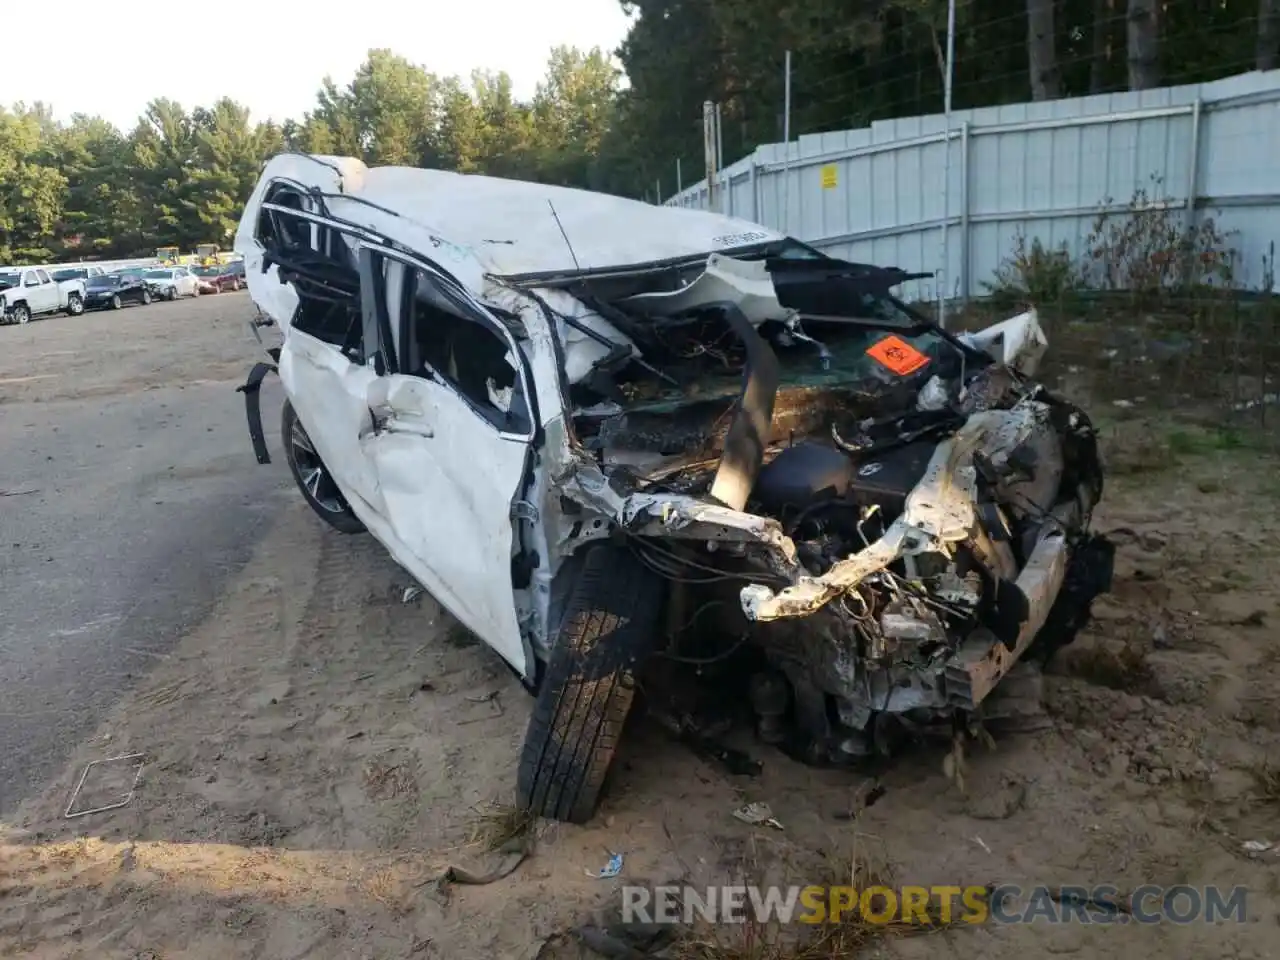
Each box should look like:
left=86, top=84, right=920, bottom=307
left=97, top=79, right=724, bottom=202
left=532, top=248, right=1112, bottom=764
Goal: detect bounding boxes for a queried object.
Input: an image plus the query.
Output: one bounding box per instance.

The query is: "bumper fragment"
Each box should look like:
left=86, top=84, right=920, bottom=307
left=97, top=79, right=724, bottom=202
left=236, top=357, right=280, bottom=465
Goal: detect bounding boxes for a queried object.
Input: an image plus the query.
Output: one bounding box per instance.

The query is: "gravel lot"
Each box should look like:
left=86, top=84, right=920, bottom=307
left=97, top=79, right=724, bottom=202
left=1, top=293, right=1278, bottom=959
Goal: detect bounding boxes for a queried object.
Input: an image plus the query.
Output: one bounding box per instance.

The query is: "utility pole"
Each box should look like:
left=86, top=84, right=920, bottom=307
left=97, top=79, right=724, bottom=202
left=937, top=0, right=957, bottom=328
left=703, top=100, right=719, bottom=212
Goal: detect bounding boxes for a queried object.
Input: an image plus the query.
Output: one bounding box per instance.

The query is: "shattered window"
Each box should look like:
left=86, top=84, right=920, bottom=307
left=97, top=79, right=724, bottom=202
left=397, top=266, right=530, bottom=434
left=255, top=190, right=364, bottom=361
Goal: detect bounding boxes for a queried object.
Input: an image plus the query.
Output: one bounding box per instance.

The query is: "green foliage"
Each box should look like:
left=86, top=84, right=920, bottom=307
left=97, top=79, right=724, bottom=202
left=0, top=45, right=620, bottom=264
left=603, top=0, right=1265, bottom=199
left=0, top=0, right=1267, bottom=263
left=1079, top=178, right=1238, bottom=296
left=987, top=180, right=1240, bottom=309
left=983, top=232, right=1083, bottom=308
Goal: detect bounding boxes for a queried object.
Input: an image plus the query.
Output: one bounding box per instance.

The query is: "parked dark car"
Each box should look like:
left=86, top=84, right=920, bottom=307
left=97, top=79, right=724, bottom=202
left=194, top=261, right=246, bottom=294
left=84, top=271, right=156, bottom=310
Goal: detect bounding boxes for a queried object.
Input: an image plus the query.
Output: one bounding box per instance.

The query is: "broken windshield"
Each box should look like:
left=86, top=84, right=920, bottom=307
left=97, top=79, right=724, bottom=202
left=561, top=251, right=955, bottom=416
left=614, top=319, right=956, bottom=415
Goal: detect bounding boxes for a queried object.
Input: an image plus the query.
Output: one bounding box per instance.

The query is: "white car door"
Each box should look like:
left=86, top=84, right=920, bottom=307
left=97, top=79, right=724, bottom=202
left=21, top=270, right=48, bottom=312
left=35, top=269, right=60, bottom=312
left=19, top=270, right=38, bottom=306
left=21, top=270, right=39, bottom=310
left=356, top=245, right=535, bottom=673
left=281, top=327, right=389, bottom=525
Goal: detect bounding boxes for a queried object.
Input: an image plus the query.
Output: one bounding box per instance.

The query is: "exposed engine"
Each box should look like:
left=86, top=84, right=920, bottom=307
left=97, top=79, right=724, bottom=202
left=730, top=372, right=1110, bottom=763
left=592, top=362, right=1109, bottom=766
left=553, top=251, right=1112, bottom=767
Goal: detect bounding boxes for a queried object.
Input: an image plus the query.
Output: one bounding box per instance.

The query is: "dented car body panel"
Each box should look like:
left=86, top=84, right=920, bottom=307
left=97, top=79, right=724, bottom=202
left=236, top=153, right=1111, bottom=764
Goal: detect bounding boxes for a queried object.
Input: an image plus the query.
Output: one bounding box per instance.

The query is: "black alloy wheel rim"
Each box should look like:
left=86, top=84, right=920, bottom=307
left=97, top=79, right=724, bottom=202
left=290, top=419, right=347, bottom=513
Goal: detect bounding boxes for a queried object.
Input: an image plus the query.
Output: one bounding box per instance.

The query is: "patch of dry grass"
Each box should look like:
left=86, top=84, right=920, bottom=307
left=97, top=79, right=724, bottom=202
left=467, top=800, right=535, bottom=852
left=361, top=756, right=417, bottom=802
left=668, top=826, right=975, bottom=960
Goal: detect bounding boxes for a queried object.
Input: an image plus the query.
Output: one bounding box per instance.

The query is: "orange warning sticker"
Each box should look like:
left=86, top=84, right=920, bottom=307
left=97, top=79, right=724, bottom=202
left=866, top=335, right=929, bottom=376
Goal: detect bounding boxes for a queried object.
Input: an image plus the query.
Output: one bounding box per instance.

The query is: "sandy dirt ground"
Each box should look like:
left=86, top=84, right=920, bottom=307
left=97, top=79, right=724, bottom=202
left=2, top=297, right=1279, bottom=959
left=0, top=292, right=288, bottom=810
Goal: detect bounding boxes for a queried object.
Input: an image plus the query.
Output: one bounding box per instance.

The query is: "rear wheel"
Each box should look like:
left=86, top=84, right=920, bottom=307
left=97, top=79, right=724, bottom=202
left=517, top=543, right=665, bottom=823
left=66, top=293, right=84, bottom=316
left=281, top=398, right=365, bottom=534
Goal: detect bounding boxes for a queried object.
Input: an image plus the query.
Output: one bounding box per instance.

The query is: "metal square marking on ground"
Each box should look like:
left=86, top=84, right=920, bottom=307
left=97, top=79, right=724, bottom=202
left=64, top=753, right=146, bottom=819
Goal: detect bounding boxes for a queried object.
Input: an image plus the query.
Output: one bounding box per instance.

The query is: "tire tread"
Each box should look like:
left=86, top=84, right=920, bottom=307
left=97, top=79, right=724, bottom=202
left=517, top=544, right=663, bottom=823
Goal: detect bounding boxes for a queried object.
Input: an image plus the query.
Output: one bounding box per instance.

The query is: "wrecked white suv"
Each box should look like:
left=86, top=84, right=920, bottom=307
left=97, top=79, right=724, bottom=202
left=235, top=154, right=1113, bottom=823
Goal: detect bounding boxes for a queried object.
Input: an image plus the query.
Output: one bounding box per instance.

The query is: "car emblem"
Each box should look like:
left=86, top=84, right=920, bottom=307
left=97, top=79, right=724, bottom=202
left=857, top=461, right=883, bottom=477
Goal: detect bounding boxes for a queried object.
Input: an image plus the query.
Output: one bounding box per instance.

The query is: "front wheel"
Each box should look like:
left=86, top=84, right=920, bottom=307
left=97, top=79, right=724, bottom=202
left=109, top=295, right=122, bottom=310
left=517, top=544, right=665, bottom=823
left=281, top=398, right=365, bottom=534
left=66, top=293, right=84, bottom=316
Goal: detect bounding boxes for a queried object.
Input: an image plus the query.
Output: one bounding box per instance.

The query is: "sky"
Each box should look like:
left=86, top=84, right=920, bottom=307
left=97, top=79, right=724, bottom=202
left=10, top=0, right=635, bottom=132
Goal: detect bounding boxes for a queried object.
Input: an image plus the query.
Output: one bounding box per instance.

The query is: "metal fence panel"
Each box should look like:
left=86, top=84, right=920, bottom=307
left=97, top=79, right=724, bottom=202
left=666, top=69, right=1280, bottom=301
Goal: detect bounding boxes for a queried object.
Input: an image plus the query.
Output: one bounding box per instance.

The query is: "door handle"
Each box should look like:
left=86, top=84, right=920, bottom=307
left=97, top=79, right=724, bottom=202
left=360, top=405, right=391, bottom=441
left=360, top=406, right=434, bottom=440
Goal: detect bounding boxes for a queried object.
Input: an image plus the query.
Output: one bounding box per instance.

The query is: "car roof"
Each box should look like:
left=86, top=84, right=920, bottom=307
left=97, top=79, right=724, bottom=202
left=244, top=154, right=787, bottom=285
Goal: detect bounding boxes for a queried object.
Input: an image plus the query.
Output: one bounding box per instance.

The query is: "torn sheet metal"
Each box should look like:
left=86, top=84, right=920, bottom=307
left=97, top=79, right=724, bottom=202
left=943, top=530, right=1069, bottom=709
left=741, top=401, right=1049, bottom=622
left=959, top=309, right=1049, bottom=377
left=620, top=253, right=792, bottom=326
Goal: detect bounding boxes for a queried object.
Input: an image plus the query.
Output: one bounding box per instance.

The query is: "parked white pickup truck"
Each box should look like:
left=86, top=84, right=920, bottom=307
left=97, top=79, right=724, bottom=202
left=0, top=266, right=87, bottom=324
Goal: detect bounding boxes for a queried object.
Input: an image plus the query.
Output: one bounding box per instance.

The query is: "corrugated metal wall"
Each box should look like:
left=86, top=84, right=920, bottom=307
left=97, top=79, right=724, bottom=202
left=666, top=70, right=1280, bottom=301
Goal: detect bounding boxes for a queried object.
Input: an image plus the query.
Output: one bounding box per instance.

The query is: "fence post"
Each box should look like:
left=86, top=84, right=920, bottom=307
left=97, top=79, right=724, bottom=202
left=1186, top=98, right=1202, bottom=233
left=960, top=120, right=971, bottom=304
left=937, top=0, right=957, bottom=328
left=749, top=157, right=759, bottom=222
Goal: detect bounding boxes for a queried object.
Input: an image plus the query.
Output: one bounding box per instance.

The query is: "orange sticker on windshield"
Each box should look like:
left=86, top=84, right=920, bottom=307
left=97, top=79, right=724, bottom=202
left=866, top=335, right=929, bottom=376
